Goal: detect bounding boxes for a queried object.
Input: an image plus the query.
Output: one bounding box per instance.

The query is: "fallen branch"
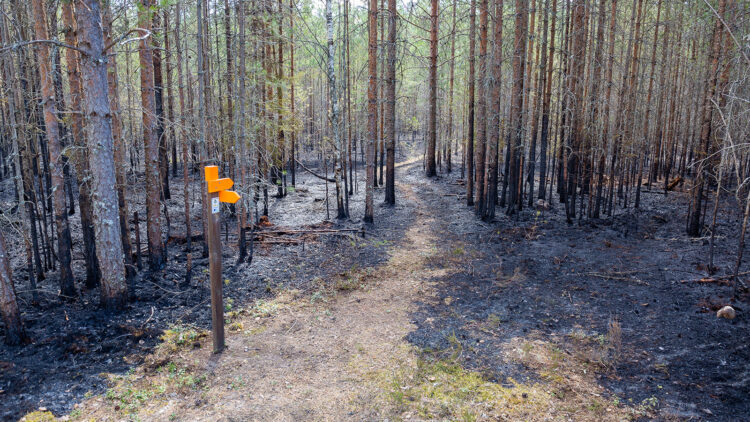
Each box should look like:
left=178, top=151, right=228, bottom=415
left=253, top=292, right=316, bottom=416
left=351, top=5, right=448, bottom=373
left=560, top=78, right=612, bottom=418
left=295, top=159, right=336, bottom=182
left=688, top=270, right=750, bottom=283
left=249, top=227, right=364, bottom=236
left=586, top=272, right=648, bottom=285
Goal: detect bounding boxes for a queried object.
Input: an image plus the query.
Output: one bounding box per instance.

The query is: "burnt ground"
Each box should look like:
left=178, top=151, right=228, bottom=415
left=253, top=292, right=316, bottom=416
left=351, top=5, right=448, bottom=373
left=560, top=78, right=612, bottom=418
left=404, top=168, right=750, bottom=421
left=2, top=148, right=750, bottom=421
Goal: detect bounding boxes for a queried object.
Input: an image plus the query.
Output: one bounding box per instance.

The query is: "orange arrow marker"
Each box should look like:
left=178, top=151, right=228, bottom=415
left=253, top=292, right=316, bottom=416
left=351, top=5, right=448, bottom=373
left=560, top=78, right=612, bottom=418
left=204, top=165, right=219, bottom=182
left=207, top=178, right=234, bottom=193
left=219, top=190, right=241, bottom=204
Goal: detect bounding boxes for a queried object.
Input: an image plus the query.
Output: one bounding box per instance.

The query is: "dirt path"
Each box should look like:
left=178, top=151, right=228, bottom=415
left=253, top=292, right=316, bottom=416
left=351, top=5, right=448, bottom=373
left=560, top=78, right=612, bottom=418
left=177, top=164, right=443, bottom=420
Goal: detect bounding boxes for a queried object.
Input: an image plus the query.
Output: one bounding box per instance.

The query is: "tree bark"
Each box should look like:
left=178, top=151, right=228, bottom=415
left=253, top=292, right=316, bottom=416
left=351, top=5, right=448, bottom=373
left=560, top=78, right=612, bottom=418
left=466, top=0, right=476, bottom=206
left=474, top=0, right=488, bottom=213
left=76, top=0, right=129, bottom=309
left=507, top=0, right=528, bottom=215
left=384, top=0, right=397, bottom=204
left=482, top=0, right=503, bottom=220
left=31, top=0, right=76, bottom=298
left=687, top=0, right=726, bottom=236
left=325, top=0, right=346, bottom=219
left=364, top=0, right=377, bottom=223
left=425, top=0, right=438, bottom=177
left=446, top=0, right=457, bottom=174
left=0, top=228, right=26, bottom=345
left=61, top=2, right=100, bottom=289
left=139, top=0, right=165, bottom=268
left=103, top=1, right=136, bottom=286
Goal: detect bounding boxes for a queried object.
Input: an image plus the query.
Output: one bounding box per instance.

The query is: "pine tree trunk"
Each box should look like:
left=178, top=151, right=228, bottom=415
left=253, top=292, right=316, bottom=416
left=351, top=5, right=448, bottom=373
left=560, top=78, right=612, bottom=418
left=482, top=0, right=503, bottom=220
left=466, top=0, right=476, bottom=206
left=425, top=0, right=438, bottom=177
left=61, top=2, right=100, bottom=289
left=384, top=0, right=397, bottom=204
left=175, top=0, right=193, bottom=280
left=139, top=0, right=165, bottom=269
left=507, top=0, right=528, bottom=215
left=687, top=0, right=726, bottom=236
left=76, top=0, right=129, bottom=309
left=152, top=12, right=171, bottom=201
left=364, top=0, right=377, bottom=223
left=474, top=0, right=488, bottom=213
left=30, top=0, right=76, bottom=298
left=103, top=2, right=136, bottom=286
left=446, top=0, right=457, bottom=174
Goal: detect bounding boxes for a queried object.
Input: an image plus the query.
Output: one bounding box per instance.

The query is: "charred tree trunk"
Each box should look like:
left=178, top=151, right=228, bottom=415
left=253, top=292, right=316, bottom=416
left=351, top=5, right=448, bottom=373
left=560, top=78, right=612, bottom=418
left=62, top=2, right=100, bottom=289
left=687, top=0, right=726, bottom=237
left=425, top=0, right=438, bottom=177
left=474, top=0, right=488, bottom=214
left=76, top=0, right=129, bottom=309
left=446, top=0, right=457, bottom=174
left=384, top=0, right=397, bottom=204
left=482, top=0, right=503, bottom=220
left=364, top=0, right=377, bottom=223
left=506, top=0, right=528, bottom=215
left=31, top=0, right=76, bottom=298
left=466, top=0, right=476, bottom=206
left=139, top=0, right=165, bottom=269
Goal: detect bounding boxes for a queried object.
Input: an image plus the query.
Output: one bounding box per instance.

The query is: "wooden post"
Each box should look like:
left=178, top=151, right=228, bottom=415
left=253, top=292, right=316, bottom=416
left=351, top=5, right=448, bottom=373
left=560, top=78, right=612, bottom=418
left=204, top=165, right=240, bottom=354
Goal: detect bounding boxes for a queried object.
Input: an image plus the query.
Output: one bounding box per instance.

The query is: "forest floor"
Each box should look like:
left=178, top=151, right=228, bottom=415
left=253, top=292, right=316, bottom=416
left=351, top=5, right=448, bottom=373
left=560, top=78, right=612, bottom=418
left=3, top=152, right=750, bottom=421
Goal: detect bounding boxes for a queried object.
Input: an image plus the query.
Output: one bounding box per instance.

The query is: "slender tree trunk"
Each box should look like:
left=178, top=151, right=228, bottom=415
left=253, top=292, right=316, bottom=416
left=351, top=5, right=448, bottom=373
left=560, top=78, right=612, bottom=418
left=635, top=0, right=662, bottom=209
left=345, top=0, right=352, bottom=194
left=31, top=0, right=76, bottom=298
left=687, top=0, right=726, bottom=237
left=325, top=0, right=346, bottom=219
left=425, top=0, right=438, bottom=177
left=235, top=0, right=248, bottom=263
left=384, top=0, right=397, bottom=204
left=446, top=0, right=457, bottom=174
left=538, top=0, right=556, bottom=201
left=175, top=0, right=193, bottom=280
left=563, top=0, right=588, bottom=222
left=474, top=0, right=488, bottom=213
left=507, top=0, right=528, bottom=215
left=152, top=12, right=171, bottom=201
left=290, top=0, right=297, bottom=188
left=482, top=0, right=503, bottom=220
left=364, top=0, right=377, bottom=223
left=466, top=0, right=476, bottom=206
left=139, top=0, right=166, bottom=269
left=0, top=15, right=40, bottom=300
left=593, top=0, right=617, bottom=217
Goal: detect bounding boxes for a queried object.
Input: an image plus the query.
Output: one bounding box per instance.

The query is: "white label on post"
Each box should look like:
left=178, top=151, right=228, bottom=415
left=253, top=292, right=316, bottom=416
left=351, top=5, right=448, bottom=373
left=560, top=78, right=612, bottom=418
left=212, top=197, right=220, bottom=214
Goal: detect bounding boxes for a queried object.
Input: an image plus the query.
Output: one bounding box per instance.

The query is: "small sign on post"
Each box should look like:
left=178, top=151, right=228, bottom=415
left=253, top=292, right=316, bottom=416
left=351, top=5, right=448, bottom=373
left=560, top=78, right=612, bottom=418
left=204, top=165, right=240, bottom=353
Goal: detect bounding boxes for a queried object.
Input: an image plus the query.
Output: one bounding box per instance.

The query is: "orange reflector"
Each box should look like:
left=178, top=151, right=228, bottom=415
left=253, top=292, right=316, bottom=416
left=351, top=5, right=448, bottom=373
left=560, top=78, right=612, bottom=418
left=204, top=165, right=219, bottom=181
left=219, top=190, right=241, bottom=204
left=207, top=178, right=234, bottom=193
